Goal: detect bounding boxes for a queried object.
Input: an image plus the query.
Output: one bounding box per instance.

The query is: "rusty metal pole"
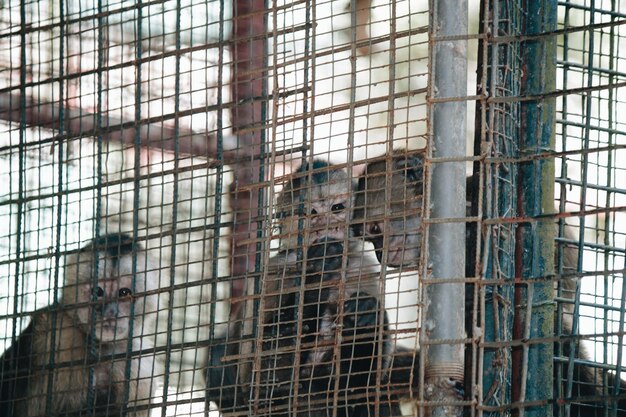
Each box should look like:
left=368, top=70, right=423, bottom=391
left=230, top=0, right=267, bottom=299
left=227, top=7, right=267, bottom=404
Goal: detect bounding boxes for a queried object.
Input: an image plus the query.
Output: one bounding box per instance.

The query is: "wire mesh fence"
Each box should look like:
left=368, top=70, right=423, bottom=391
left=553, top=1, right=626, bottom=416
left=0, top=0, right=624, bottom=416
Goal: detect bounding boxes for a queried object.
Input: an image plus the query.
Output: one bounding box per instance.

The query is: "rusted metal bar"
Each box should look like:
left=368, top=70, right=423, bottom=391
left=0, top=92, right=227, bottom=158
left=229, top=0, right=267, bottom=297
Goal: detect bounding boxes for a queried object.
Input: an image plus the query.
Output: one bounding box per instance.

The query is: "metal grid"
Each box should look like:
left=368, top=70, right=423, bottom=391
left=554, top=1, right=626, bottom=416
left=472, top=0, right=626, bottom=416
left=0, top=0, right=624, bottom=416
left=470, top=1, right=523, bottom=413
left=0, top=1, right=235, bottom=415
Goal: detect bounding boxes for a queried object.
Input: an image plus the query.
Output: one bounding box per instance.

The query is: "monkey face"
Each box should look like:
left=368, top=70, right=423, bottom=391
left=357, top=216, right=422, bottom=267
left=276, top=161, right=355, bottom=251
left=353, top=151, right=425, bottom=268
left=82, top=278, right=135, bottom=342
left=279, top=193, right=353, bottom=248
left=63, top=238, right=157, bottom=344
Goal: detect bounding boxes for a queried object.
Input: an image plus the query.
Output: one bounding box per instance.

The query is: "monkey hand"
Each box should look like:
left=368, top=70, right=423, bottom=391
left=343, top=293, right=379, bottom=331
left=305, top=238, right=344, bottom=283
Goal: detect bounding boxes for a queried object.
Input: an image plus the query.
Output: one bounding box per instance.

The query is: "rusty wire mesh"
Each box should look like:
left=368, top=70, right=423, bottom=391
left=0, top=0, right=624, bottom=416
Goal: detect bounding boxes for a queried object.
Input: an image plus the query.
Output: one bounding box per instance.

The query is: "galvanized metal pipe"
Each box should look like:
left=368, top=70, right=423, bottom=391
left=424, top=0, right=468, bottom=415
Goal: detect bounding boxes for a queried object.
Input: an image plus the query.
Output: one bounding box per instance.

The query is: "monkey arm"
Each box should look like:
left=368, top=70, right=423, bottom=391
left=0, top=318, right=35, bottom=417
left=605, top=373, right=626, bottom=412
left=205, top=339, right=243, bottom=412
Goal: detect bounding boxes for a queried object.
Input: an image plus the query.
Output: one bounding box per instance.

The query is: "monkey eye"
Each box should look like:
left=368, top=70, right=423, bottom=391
left=331, top=203, right=345, bottom=213
left=118, top=288, right=133, bottom=298
left=93, top=287, right=105, bottom=298
left=369, top=223, right=382, bottom=235
left=310, top=208, right=318, bottom=215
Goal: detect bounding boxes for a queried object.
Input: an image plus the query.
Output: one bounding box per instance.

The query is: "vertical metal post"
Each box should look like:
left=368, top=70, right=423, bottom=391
left=515, top=0, right=557, bottom=415
left=424, top=0, right=467, bottom=415
left=474, top=1, right=521, bottom=415
left=230, top=2, right=267, bottom=414
left=230, top=0, right=267, bottom=296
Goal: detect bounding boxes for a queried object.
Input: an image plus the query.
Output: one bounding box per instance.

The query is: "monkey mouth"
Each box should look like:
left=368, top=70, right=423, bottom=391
left=98, top=321, right=118, bottom=333
left=387, top=250, right=407, bottom=267
left=309, top=228, right=347, bottom=243
left=382, top=236, right=420, bottom=268
left=95, top=322, right=129, bottom=342
left=97, top=318, right=126, bottom=332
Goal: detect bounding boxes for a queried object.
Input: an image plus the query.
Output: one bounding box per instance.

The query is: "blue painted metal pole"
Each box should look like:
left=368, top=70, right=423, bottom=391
left=516, top=0, right=557, bottom=415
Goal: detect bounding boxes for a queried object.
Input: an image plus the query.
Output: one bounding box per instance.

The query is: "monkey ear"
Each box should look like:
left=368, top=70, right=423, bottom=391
left=394, top=154, right=424, bottom=185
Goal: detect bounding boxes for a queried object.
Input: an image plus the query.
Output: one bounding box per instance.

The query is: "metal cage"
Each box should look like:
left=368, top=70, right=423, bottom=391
left=0, top=0, right=624, bottom=416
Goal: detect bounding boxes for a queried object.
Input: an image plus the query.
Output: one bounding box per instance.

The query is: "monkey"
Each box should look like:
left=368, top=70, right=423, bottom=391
left=352, top=150, right=425, bottom=269
left=296, top=237, right=404, bottom=417
left=207, top=238, right=402, bottom=417
left=206, top=159, right=407, bottom=416
left=272, top=159, right=416, bottom=415
left=0, top=233, right=162, bottom=417
left=352, top=149, right=626, bottom=416
left=269, top=160, right=386, bottom=372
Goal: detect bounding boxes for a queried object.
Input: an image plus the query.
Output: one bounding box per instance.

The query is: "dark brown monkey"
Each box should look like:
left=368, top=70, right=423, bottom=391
left=208, top=238, right=402, bottom=417
left=352, top=150, right=426, bottom=268
left=206, top=160, right=406, bottom=416
left=353, top=149, right=626, bottom=416
left=0, top=234, right=162, bottom=417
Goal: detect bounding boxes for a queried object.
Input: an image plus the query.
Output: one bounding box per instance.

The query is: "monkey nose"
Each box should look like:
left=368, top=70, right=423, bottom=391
left=102, top=302, right=119, bottom=318
left=310, top=216, right=327, bottom=227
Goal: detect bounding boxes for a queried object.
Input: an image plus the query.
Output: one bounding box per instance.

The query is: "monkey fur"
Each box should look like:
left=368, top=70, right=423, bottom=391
left=0, top=234, right=161, bottom=417
left=206, top=160, right=407, bottom=416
